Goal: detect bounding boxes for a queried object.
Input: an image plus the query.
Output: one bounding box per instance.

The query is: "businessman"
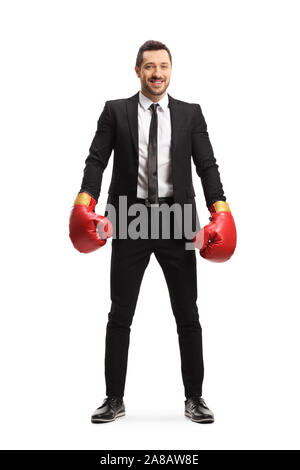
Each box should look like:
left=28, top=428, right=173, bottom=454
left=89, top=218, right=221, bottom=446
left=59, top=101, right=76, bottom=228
left=69, top=40, right=237, bottom=424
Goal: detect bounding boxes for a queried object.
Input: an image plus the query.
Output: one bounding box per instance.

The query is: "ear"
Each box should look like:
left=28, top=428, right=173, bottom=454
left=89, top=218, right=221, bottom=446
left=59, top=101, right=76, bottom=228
left=134, top=66, right=140, bottom=77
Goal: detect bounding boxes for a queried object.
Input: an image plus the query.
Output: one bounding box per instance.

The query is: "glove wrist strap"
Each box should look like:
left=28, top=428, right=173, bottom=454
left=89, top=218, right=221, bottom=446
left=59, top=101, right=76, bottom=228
left=210, top=200, right=231, bottom=214
left=74, top=192, right=96, bottom=211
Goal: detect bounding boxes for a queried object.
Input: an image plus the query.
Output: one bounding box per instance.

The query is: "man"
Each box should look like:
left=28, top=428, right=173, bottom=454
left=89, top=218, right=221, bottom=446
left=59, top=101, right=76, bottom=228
left=69, top=40, right=237, bottom=424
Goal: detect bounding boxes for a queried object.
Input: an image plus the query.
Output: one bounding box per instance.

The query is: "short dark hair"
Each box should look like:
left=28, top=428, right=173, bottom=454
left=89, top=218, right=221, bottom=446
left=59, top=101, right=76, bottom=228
left=136, top=40, right=172, bottom=69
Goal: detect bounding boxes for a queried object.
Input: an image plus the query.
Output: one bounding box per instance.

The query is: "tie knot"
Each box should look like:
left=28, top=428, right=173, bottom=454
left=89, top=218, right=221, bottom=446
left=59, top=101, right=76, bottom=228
left=149, top=103, right=159, bottom=113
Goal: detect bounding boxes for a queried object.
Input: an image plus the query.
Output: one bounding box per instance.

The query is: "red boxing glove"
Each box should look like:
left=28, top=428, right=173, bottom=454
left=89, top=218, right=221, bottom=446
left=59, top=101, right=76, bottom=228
left=193, top=201, right=237, bottom=262
left=69, top=192, right=113, bottom=253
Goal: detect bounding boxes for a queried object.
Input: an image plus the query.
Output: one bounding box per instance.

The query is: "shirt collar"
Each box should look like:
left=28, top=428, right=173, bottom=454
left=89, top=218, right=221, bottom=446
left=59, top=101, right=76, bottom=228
left=139, top=90, right=169, bottom=112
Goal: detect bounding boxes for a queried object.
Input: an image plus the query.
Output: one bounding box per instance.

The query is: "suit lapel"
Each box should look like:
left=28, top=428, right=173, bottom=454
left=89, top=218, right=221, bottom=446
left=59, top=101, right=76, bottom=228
left=126, top=91, right=182, bottom=162
left=126, top=92, right=139, bottom=159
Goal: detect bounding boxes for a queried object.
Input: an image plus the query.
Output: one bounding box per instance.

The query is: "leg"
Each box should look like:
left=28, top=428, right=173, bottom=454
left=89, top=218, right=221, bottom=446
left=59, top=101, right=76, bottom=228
left=154, top=239, right=204, bottom=398
left=105, top=237, right=152, bottom=398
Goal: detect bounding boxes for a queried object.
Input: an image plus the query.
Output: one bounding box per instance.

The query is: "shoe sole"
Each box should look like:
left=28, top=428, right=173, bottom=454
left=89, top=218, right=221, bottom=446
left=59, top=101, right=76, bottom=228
left=185, top=411, right=214, bottom=423
left=91, top=411, right=126, bottom=423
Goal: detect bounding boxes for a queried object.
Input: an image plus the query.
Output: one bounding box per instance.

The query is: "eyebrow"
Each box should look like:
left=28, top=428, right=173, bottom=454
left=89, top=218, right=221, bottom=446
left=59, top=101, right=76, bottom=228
left=144, top=62, right=169, bottom=65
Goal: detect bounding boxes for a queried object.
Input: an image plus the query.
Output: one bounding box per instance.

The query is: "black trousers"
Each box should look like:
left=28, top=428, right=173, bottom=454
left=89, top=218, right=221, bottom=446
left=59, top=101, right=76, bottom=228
left=104, top=198, right=204, bottom=399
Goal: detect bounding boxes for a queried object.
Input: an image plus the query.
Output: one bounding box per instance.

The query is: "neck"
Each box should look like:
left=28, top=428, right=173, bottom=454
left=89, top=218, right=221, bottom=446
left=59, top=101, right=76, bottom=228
left=140, top=89, right=166, bottom=102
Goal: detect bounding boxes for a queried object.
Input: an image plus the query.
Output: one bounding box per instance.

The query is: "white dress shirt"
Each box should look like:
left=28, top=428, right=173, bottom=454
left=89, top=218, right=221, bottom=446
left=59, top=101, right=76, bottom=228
left=137, top=90, right=173, bottom=199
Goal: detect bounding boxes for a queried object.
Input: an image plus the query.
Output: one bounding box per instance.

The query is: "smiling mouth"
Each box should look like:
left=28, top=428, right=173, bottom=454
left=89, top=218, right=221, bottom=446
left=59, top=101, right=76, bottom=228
left=150, top=80, right=164, bottom=86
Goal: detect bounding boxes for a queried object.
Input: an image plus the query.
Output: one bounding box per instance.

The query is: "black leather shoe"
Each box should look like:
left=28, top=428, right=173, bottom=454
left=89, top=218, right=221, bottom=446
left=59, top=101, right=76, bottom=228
left=91, top=396, right=125, bottom=423
left=185, top=396, right=214, bottom=423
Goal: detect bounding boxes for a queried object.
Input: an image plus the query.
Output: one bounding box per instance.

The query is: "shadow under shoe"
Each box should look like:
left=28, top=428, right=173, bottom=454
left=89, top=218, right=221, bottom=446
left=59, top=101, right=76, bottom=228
left=185, top=396, right=214, bottom=423
left=91, top=396, right=126, bottom=423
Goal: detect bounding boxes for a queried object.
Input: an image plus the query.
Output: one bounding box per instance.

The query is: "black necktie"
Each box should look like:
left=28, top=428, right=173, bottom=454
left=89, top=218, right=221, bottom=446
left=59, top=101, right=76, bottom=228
left=148, top=103, right=159, bottom=204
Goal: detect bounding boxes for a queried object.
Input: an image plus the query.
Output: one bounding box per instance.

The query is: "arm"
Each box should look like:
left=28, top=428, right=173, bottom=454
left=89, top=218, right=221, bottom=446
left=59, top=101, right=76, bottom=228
left=69, top=101, right=115, bottom=254
left=79, top=100, right=115, bottom=202
left=191, top=104, right=236, bottom=262
left=191, top=104, right=226, bottom=209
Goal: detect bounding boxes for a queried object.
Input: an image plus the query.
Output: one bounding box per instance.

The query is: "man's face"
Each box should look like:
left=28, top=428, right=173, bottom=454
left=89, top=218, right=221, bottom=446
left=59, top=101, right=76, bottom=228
left=135, top=49, right=172, bottom=100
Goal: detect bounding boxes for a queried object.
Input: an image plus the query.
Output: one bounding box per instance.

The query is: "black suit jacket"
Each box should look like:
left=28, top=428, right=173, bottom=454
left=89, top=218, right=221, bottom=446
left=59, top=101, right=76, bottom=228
left=79, top=91, right=226, bottom=233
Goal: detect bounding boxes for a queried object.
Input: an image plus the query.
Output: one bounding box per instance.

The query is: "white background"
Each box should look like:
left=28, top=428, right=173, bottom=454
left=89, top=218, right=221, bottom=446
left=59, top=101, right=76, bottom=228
left=1, top=0, right=300, bottom=450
